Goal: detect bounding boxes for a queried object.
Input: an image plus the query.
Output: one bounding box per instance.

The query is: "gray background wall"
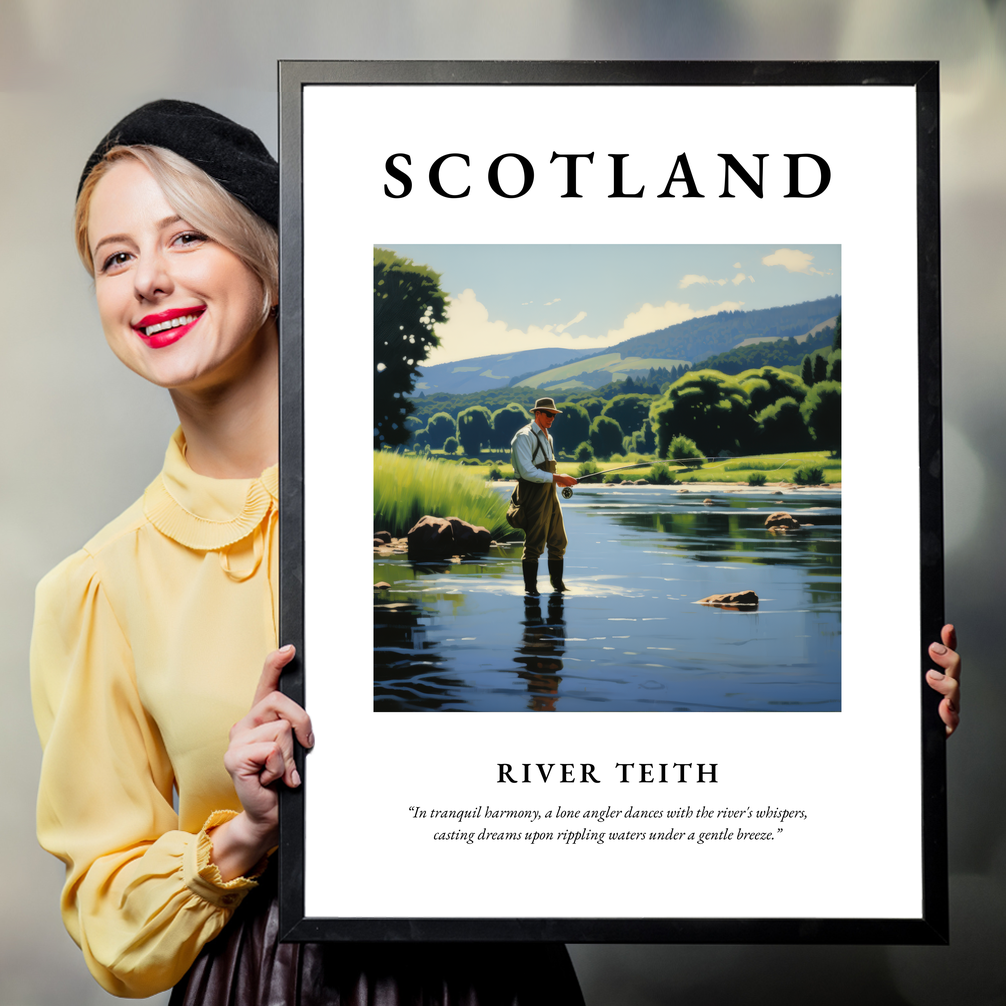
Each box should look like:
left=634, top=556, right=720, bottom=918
left=2, top=2, right=1003, bottom=1003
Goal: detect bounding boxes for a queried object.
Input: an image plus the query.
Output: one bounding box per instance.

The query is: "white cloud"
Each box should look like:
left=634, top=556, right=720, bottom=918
left=733, top=262, right=742, bottom=269
left=680, top=274, right=728, bottom=288
left=761, top=248, right=829, bottom=276
left=602, top=299, right=744, bottom=343
left=544, top=297, right=561, bottom=306
left=425, top=288, right=743, bottom=366
left=682, top=271, right=751, bottom=289
left=555, top=310, right=586, bottom=334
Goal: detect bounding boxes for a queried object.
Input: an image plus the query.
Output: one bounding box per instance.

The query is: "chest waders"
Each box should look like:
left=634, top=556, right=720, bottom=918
left=515, top=431, right=569, bottom=596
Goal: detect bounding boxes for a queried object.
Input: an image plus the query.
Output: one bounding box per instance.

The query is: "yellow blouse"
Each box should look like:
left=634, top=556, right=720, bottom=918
left=31, top=428, right=279, bottom=998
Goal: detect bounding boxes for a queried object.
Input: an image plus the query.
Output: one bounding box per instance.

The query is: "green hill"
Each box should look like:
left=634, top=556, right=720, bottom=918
left=512, top=353, right=691, bottom=392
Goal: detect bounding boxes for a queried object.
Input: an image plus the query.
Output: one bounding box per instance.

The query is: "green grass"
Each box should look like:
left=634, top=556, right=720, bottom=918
left=374, top=453, right=510, bottom=537
left=418, top=450, right=841, bottom=486
left=793, top=464, right=826, bottom=485
left=699, top=452, right=840, bottom=483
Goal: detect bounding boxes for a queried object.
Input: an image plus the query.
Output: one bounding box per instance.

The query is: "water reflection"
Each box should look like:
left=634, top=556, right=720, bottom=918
left=514, top=595, right=567, bottom=711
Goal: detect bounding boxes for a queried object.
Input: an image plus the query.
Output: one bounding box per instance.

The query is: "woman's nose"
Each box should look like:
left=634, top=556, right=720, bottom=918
left=133, top=249, right=173, bottom=302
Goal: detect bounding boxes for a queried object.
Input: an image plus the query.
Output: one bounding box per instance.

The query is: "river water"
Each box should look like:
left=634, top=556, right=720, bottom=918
left=374, top=484, right=841, bottom=712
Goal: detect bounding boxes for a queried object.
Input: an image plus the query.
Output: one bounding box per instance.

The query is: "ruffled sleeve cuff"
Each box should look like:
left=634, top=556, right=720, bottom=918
left=183, top=810, right=269, bottom=909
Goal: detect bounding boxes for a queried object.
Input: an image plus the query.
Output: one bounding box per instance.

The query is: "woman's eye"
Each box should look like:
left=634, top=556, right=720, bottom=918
left=100, top=251, right=131, bottom=273
left=173, top=231, right=207, bottom=248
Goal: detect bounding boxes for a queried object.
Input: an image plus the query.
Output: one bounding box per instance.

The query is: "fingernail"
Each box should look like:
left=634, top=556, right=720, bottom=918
left=306, top=732, right=315, bottom=748
left=931, top=643, right=947, bottom=655
left=291, top=768, right=301, bottom=787
left=927, top=670, right=944, bottom=679
left=280, top=644, right=295, bottom=655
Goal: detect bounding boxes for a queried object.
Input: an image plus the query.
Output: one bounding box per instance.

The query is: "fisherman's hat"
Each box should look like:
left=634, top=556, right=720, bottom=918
left=532, top=397, right=562, bottom=414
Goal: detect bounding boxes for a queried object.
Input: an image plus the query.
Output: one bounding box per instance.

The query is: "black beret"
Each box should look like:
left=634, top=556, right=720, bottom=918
left=77, top=99, right=278, bottom=228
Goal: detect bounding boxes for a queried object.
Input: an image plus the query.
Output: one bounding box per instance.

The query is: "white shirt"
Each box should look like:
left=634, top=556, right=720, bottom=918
left=511, top=422, right=556, bottom=484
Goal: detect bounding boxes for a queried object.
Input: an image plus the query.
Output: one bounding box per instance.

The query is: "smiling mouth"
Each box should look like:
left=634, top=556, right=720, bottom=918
left=137, top=310, right=204, bottom=338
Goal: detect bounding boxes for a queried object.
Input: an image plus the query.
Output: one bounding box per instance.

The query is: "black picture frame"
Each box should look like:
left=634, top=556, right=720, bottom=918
left=277, top=60, right=945, bottom=944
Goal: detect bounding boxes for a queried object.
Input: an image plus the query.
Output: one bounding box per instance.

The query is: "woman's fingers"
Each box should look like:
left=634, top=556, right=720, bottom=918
left=927, top=623, right=961, bottom=737
left=252, top=644, right=296, bottom=706
left=245, top=644, right=314, bottom=749
left=233, top=689, right=314, bottom=750
left=230, top=719, right=302, bottom=788
left=941, top=623, right=958, bottom=653
left=224, top=738, right=288, bottom=789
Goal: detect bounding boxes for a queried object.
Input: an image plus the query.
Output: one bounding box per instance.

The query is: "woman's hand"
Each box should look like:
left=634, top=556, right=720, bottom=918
left=926, top=624, right=961, bottom=737
left=209, top=645, right=314, bottom=880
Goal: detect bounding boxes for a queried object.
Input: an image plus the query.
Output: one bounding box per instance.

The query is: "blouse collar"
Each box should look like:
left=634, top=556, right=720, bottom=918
left=143, top=428, right=278, bottom=551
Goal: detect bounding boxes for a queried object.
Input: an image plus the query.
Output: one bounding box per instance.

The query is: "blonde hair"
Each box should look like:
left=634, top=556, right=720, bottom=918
left=75, top=145, right=278, bottom=323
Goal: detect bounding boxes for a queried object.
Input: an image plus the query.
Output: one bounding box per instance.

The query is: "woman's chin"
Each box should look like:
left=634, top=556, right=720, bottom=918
left=121, top=354, right=218, bottom=393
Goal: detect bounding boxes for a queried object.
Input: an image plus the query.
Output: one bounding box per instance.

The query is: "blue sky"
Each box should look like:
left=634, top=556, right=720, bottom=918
left=386, top=244, right=841, bottom=366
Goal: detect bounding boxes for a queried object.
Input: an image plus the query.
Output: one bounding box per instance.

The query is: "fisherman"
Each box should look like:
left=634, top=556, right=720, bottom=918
left=510, top=398, right=578, bottom=596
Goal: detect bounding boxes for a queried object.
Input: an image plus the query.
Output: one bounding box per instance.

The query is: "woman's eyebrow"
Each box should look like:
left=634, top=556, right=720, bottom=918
left=92, top=216, right=185, bottom=257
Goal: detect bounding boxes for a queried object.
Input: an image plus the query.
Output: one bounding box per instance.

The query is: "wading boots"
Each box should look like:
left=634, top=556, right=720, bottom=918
left=522, top=560, right=540, bottom=597
left=548, top=559, right=569, bottom=592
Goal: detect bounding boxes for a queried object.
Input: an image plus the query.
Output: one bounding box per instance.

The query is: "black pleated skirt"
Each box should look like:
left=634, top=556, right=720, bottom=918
left=169, top=870, right=584, bottom=1006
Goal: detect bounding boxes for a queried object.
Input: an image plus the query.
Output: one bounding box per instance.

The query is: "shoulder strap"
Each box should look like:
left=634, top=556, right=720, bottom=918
left=530, top=428, right=546, bottom=464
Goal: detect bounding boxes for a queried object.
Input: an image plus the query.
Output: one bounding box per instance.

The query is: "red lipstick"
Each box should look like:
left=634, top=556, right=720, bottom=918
left=132, top=306, right=205, bottom=349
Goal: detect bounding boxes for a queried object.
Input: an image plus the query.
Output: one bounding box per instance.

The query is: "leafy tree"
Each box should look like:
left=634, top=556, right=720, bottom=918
left=739, top=366, right=808, bottom=412
left=490, top=403, right=531, bottom=448
left=756, top=396, right=813, bottom=453
left=456, top=406, right=493, bottom=456
left=649, top=370, right=754, bottom=458
left=404, top=415, right=425, bottom=433
left=589, top=415, right=623, bottom=458
left=669, top=435, right=703, bottom=466
left=443, top=435, right=458, bottom=455
left=624, top=429, right=650, bottom=455
left=801, top=354, right=814, bottom=387
left=601, top=393, right=653, bottom=434
left=638, top=420, right=657, bottom=453
left=579, top=397, right=606, bottom=420
left=574, top=441, right=595, bottom=462
left=555, top=402, right=590, bottom=448
left=800, top=381, right=842, bottom=454
left=813, top=353, right=829, bottom=384
left=833, top=314, right=842, bottom=351
left=374, top=248, right=447, bottom=448
left=425, top=411, right=456, bottom=448
left=827, top=350, right=841, bottom=382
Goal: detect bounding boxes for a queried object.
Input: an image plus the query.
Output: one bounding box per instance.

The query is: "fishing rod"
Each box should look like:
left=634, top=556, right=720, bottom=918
left=559, top=453, right=819, bottom=498
left=560, top=462, right=652, bottom=498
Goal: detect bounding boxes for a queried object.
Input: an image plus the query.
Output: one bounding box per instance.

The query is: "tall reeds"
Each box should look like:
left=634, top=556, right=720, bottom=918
left=374, top=452, right=510, bottom=536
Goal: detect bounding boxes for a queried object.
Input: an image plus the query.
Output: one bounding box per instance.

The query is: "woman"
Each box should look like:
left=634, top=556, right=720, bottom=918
left=31, top=100, right=585, bottom=1003
left=33, top=99, right=963, bottom=1003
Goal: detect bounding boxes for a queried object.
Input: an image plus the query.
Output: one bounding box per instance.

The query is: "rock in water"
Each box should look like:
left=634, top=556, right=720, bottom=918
left=765, top=511, right=800, bottom=529
left=446, top=516, right=492, bottom=552
left=407, top=515, right=492, bottom=556
left=374, top=530, right=392, bottom=544
left=698, top=590, right=759, bottom=606
left=407, top=515, right=455, bottom=554
left=374, top=581, right=391, bottom=590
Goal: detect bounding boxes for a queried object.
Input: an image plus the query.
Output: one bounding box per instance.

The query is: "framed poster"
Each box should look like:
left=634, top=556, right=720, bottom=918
left=277, top=61, right=945, bottom=943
